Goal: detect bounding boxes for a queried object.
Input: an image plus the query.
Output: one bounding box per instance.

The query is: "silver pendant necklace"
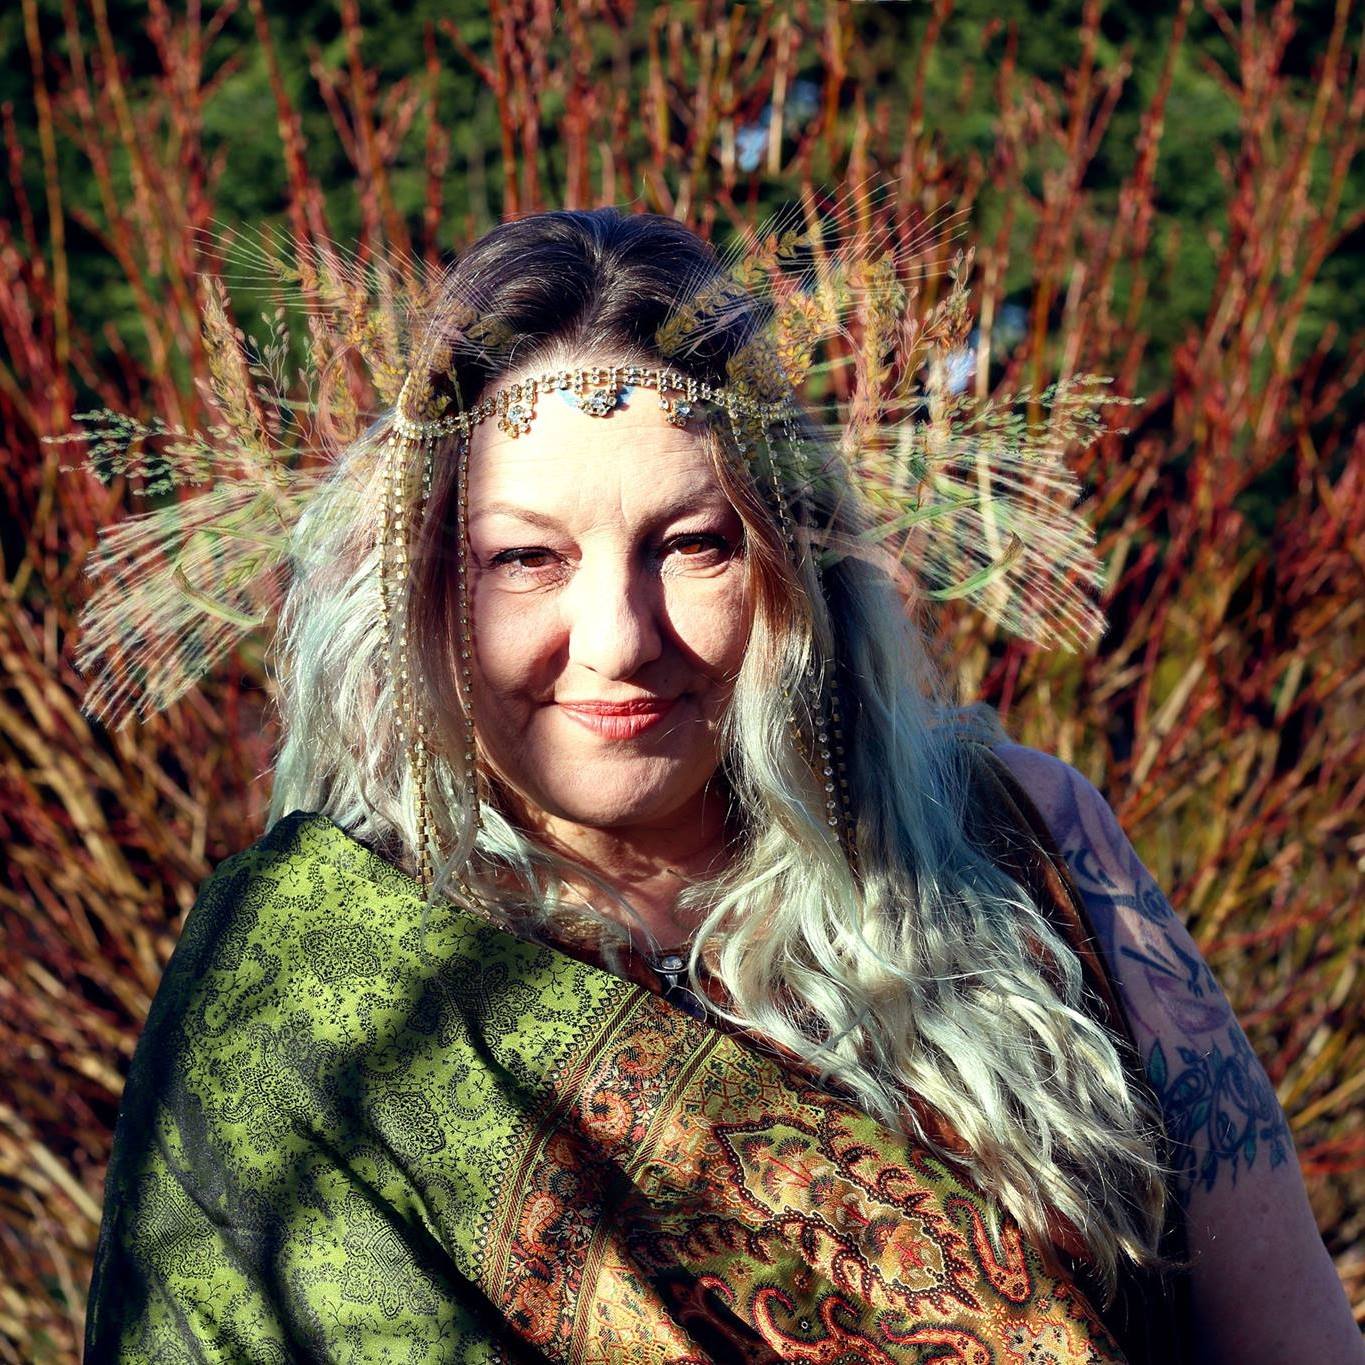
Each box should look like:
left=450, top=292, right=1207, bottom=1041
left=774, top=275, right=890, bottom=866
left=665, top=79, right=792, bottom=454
left=641, top=947, right=689, bottom=990
left=640, top=946, right=706, bottom=1019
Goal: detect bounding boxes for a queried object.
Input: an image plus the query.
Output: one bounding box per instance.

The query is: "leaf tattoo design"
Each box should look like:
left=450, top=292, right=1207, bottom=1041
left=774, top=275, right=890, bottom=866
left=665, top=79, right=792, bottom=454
left=1146, top=1031, right=1290, bottom=1202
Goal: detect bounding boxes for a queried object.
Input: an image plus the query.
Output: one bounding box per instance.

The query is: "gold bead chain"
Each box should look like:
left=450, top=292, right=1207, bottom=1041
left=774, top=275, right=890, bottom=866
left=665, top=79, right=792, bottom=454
left=453, top=429, right=483, bottom=908
left=727, top=401, right=859, bottom=873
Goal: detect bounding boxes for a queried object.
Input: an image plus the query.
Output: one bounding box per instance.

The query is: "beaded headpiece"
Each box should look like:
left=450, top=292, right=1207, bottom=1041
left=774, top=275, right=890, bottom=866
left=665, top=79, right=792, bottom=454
left=53, top=187, right=1127, bottom=898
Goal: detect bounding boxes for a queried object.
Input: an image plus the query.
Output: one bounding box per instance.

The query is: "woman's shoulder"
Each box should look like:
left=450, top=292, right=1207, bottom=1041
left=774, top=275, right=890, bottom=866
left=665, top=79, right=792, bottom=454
left=981, top=741, right=1101, bottom=824
left=107, top=813, right=444, bottom=1163
left=979, top=742, right=1131, bottom=904
left=979, top=743, right=1197, bottom=971
left=149, top=811, right=425, bottom=1039
left=975, top=768, right=1361, bottom=1362
left=956, top=738, right=1125, bottom=909
left=977, top=741, right=1166, bottom=985
left=979, top=742, right=1289, bottom=1185
left=180, top=809, right=366, bottom=939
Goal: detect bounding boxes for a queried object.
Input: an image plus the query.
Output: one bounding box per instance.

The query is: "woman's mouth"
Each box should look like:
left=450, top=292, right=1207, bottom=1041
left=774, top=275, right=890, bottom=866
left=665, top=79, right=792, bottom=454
left=556, top=697, right=680, bottom=740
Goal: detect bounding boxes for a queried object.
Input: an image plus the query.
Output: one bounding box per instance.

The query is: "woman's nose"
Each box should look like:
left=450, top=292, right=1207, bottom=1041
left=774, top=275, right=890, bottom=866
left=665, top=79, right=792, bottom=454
left=562, top=550, right=663, bottom=680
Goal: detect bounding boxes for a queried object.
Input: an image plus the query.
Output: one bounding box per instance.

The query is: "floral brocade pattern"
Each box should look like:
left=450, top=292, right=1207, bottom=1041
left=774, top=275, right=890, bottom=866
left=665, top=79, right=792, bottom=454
left=84, top=811, right=1126, bottom=1364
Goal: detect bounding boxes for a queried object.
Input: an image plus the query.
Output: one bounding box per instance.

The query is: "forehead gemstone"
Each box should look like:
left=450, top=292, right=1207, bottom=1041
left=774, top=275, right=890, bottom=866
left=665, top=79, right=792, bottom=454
left=499, top=399, right=534, bottom=436
left=579, top=386, right=618, bottom=416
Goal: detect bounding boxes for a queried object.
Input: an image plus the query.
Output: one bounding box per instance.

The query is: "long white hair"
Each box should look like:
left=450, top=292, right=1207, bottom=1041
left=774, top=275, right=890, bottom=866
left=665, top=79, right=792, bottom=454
left=267, top=207, right=1172, bottom=1304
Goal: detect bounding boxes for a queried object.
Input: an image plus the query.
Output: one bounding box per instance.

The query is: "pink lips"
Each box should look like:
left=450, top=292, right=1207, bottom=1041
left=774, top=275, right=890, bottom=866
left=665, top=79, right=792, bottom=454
left=557, top=697, right=679, bottom=740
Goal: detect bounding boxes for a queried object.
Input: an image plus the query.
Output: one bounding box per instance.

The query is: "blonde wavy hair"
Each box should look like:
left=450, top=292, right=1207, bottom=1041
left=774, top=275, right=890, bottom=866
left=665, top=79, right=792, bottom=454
left=266, top=206, right=1172, bottom=1304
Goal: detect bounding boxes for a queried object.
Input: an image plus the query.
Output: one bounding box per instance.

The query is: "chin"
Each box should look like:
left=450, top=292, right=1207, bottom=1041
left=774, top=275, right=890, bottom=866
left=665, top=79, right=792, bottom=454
left=482, top=713, right=718, bottom=827
left=542, top=785, right=682, bottom=828
left=529, top=763, right=703, bottom=827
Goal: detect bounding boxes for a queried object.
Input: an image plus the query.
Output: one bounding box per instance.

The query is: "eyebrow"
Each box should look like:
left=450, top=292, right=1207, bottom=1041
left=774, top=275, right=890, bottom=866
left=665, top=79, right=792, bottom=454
left=468, top=495, right=734, bottom=530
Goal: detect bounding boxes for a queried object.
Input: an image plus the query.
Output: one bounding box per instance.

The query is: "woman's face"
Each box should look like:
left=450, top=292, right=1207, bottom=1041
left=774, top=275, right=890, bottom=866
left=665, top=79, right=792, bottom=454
left=461, top=371, right=753, bottom=836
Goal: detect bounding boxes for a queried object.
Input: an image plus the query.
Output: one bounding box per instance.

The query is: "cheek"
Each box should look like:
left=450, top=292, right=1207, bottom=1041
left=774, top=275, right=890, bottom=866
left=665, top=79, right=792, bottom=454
left=667, top=576, right=753, bottom=673
left=467, top=581, right=559, bottom=696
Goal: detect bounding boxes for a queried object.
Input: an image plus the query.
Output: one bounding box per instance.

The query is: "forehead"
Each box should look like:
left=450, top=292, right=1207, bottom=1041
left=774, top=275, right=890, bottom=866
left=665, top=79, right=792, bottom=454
left=465, top=379, right=727, bottom=509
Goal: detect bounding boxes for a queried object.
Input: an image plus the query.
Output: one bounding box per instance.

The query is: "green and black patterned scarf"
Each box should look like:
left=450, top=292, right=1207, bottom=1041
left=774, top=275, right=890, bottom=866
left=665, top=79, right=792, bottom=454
left=83, top=750, right=1188, bottom=1363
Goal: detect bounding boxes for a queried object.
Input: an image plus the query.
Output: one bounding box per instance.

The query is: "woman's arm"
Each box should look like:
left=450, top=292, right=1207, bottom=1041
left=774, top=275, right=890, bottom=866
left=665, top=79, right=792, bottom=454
left=993, top=742, right=1363, bottom=1365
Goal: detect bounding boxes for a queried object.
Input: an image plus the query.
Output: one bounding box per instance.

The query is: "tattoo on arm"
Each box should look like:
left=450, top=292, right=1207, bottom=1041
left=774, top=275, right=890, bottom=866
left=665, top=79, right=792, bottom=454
left=1144, top=1028, right=1290, bottom=1202
left=1044, top=767, right=1291, bottom=1206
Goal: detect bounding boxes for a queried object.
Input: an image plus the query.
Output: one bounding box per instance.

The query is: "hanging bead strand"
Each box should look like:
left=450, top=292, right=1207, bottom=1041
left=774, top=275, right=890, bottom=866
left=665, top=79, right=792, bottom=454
left=394, top=434, right=433, bottom=895
left=780, top=409, right=859, bottom=879
left=759, top=416, right=845, bottom=848
left=378, top=430, right=424, bottom=887
left=409, top=431, right=438, bottom=897
left=729, top=397, right=854, bottom=868
left=723, top=400, right=809, bottom=764
left=454, top=429, right=484, bottom=909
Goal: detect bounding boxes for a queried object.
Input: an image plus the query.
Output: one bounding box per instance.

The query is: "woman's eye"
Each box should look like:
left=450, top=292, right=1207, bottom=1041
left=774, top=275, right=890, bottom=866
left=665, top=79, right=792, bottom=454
left=488, top=534, right=733, bottom=577
left=489, top=548, right=558, bottom=574
left=668, top=533, right=728, bottom=558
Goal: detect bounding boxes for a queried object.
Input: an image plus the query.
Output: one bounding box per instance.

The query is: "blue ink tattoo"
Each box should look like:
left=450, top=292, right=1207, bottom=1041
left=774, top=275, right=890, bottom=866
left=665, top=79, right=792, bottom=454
left=1147, top=1028, right=1290, bottom=1201
left=1005, top=750, right=1294, bottom=1206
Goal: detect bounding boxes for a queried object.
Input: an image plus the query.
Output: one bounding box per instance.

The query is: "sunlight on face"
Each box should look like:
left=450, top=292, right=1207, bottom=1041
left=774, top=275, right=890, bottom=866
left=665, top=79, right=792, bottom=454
left=462, top=368, right=753, bottom=835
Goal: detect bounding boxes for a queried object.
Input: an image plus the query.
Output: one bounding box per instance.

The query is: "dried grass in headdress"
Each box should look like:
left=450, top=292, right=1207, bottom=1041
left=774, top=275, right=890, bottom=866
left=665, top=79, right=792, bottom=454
left=49, top=179, right=1131, bottom=732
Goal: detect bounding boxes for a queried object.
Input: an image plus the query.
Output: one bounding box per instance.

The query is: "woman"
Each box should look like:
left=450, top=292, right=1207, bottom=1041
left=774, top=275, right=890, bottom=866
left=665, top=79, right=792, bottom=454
left=81, top=208, right=1360, bottom=1363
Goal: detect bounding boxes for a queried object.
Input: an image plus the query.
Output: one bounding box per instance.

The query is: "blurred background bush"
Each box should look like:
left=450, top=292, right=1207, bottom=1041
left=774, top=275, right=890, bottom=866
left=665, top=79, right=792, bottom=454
left=0, top=0, right=1360, bottom=1357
